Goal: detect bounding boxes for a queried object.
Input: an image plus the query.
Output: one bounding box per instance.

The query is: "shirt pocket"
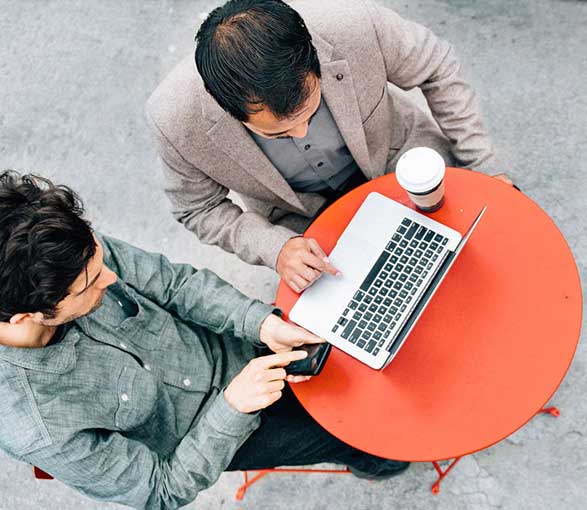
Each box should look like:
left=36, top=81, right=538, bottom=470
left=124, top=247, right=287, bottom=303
left=114, top=366, right=158, bottom=430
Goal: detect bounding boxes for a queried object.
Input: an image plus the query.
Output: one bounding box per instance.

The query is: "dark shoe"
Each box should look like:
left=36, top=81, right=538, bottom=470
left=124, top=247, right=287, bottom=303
left=349, top=459, right=410, bottom=480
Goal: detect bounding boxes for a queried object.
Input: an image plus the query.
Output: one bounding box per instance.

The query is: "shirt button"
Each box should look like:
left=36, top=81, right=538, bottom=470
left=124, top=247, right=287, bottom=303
left=304, top=144, right=311, bottom=150
left=120, top=393, right=129, bottom=402
left=317, top=162, right=324, bottom=167
left=144, top=364, right=151, bottom=371
left=183, top=378, right=192, bottom=387
left=119, top=342, right=127, bottom=349
left=336, top=73, right=344, bottom=81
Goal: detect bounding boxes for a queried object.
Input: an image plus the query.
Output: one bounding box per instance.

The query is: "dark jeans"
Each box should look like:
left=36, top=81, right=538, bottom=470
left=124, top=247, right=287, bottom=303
left=226, top=384, right=389, bottom=471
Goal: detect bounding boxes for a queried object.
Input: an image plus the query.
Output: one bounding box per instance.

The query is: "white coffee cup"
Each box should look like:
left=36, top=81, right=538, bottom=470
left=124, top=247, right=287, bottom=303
left=395, top=147, right=446, bottom=212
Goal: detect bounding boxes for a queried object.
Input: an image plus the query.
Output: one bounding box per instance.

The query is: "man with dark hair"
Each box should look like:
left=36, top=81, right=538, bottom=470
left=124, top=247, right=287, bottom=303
left=148, top=0, right=508, bottom=293
left=0, top=170, right=409, bottom=509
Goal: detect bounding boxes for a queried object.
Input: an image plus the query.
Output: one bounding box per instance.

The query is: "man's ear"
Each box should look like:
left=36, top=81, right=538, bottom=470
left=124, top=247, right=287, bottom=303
left=9, top=313, right=36, bottom=325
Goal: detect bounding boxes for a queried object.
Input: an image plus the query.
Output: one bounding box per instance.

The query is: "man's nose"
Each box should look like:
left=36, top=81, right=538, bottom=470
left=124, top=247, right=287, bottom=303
left=288, top=121, right=309, bottom=139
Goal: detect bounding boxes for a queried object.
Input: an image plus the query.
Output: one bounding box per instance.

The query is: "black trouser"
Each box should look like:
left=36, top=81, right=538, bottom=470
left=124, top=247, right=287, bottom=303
left=227, top=384, right=388, bottom=470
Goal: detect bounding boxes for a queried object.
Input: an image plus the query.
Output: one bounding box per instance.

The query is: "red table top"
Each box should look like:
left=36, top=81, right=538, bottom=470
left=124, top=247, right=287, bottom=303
left=276, top=168, right=582, bottom=461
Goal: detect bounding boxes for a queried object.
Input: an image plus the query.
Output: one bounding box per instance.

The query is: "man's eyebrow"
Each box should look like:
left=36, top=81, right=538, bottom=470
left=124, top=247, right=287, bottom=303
left=73, top=268, right=102, bottom=296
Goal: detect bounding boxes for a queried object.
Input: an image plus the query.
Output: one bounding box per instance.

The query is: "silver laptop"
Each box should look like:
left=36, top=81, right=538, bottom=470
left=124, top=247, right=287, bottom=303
left=290, top=192, right=486, bottom=370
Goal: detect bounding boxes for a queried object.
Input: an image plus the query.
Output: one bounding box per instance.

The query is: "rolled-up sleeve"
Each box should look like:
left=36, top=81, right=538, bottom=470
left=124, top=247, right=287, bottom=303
left=27, top=390, right=260, bottom=510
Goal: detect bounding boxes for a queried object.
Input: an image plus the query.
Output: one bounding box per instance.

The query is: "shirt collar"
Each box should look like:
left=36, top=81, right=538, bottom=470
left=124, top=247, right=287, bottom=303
left=0, top=325, right=80, bottom=374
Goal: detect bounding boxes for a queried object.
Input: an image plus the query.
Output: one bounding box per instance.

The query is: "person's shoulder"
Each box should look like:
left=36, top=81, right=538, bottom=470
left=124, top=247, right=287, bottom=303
left=146, top=55, right=208, bottom=140
left=292, top=0, right=386, bottom=54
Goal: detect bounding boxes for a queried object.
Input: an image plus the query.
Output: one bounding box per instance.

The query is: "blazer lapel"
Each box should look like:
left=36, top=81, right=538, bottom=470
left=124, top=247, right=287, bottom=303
left=320, top=60, right=374, bottom=178
left=202, top=92, right=306, bottom=212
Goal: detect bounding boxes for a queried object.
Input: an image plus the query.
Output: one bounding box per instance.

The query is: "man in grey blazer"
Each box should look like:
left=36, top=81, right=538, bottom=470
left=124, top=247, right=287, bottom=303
left=148, top=0, right=505, bottom=293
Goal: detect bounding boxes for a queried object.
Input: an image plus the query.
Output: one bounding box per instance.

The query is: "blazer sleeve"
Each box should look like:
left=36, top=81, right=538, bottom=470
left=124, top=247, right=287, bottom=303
left=147, top=113, right=297, bottom=269
left=364, top=0, right=496, bottom=172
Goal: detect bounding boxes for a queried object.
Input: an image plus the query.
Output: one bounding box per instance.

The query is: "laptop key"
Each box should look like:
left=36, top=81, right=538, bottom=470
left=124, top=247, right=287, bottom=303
left=437, top=245, right=443, bottom=253
left=398, top=226, right=407, bottom=235
left=384, top=280, right=393, bottom=288
left=432, top=254, right=438, bottom=262
left=393, top=281, right=403, bottom=290
left=354, top=290, right=365, bottom=301
left=400, top=255, right=408, bottom=264
left=378, top=338, right=385, bottom=346
left=383, top=330, right=391, bottom=339
left=357, top=339, right=367, bottom=348
left=442, top=237, right=448, bottom=245
left=424, top=230, right=435, bottom=242
left=349, top=328, right=362, bottom=344
left=358, top=320, right=368, bottom=329
left=360, top=250, right=391, bottom=291
left=367, top=323, right=376, bottom=332
left=374, top=295, right=383, bottom=304
left=364, top=295, right=373, bottom=304
left=404, top=266, right=413, bottom=275
left=338, top=317, right=348, bottom=326
left=368, top=304, right=378, bottom=313
left=405, top=222, right=419, bottom=240
left=349, top=301, right=358, bottom=310
left=332, top=325, right=339, bottom=333
left=383, top=297, right=393, bottom=306
left=420, top=241, right=428, bottom=250
left=395, top=264, right=404, bottom=272
left=378, top=305, right=388, bottom=315
left=415, top=226, right=427, bottom=240
left=386, top=241, right=397, bottom=251
left=353, top=311, right=363, bottom=320
left=380, top=288, right=389, bottom=296
left=374, top=279, right=383, bottom=288
left=434, top=233, right=443, bottom=242
left=400, top=290, right=408, bottom=299
left=406, top=296, right=413, bottom=303
left=400, top=304, right=407, bottom=312
left=364, top=312, right=373, bottom=321
left=384, top=314, right=394, bottom=322
left=394, top=298, right=402, bottom=307
left=374, top=314, right=383, bottom=322
left=342, top=308, right=350, bottom=317
left=377, top=323, right=387, bottom=332
left=427, top=263, right=433, bottom=270
left=399, top=273, right=408, bottom=282
left=409, top=274, right=418, bottom=282
left=373, top=347, right=380, bottom=355
left=422, top=270, right=429, bottom=278
left=385, top=262, right=394, bottom=271
left=390, top=306, right=398, bottom=315
left=401, top=218, right=412, bottom=227
left=340, top=320, right=357, bottom=338
left=390, top=290, right=398, bottom=298
left=430, top=242, right=438, bottom=251
left=365, top=340, right=377, bottom=353
left=409, top=240, right=419, bottom=248
left=392, top=233, right=401, bottom=242
left=358, top=303, right=367, bottom=312
left=400, top=239, right=408, bottom=248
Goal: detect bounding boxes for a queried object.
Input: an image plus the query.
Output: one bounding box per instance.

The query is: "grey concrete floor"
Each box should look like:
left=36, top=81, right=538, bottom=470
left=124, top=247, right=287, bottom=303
left=0, top=0, right=585, bottom=509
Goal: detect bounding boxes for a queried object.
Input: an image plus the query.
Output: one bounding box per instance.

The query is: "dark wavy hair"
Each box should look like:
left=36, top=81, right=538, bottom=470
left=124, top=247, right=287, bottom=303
left=195, top=0, right=321, bottom=121
left=0, top=171, right=96, bottom=321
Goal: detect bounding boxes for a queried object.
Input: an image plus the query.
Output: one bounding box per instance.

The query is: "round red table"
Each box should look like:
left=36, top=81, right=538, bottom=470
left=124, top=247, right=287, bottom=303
left=276, top=168, right=582, bottom=481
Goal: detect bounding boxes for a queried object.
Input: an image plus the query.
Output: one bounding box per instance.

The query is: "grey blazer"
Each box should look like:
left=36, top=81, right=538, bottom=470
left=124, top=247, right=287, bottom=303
left=147, top=0, right=495, bottom=269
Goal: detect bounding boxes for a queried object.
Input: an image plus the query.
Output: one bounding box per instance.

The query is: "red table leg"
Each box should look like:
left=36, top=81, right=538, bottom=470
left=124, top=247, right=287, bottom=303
left=430, top=457, right=462, bottom=494
left=430, top=405, right=560, bottom=494
left=235, top=467, right=350, bottom=500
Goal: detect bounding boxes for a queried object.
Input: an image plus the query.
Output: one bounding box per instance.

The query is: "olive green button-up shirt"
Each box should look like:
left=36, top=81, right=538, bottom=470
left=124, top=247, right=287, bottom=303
left=0, top=234, right=276, bottom=509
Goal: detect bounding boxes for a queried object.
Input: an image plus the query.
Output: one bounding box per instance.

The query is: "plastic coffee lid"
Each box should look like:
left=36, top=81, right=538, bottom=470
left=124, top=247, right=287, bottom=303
left=395, top=147, right=446, bottom=193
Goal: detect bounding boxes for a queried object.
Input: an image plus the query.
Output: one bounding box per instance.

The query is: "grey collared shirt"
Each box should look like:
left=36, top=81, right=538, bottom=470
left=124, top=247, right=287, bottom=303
left=0, top=234, right=276, bottom=510
left=250, top=98, right=360, bottom=192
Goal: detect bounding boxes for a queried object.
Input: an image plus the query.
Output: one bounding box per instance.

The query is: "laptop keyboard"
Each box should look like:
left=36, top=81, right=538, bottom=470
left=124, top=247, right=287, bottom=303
left=331, top=217, right=449, bottom=356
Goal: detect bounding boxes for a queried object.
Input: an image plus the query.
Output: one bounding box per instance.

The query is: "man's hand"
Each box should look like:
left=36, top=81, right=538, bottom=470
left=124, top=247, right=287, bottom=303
left=491, top=173, right=514, bottom=185
left=277, top=237, right=340, bottom=293
left=224, top=350, right=308, bottom=414
left=260, top=313, right=325, bottom=353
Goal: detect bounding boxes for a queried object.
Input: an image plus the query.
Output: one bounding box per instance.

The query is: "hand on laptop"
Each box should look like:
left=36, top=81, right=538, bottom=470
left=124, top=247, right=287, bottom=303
left=277, top=237, right=341, bottom=293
